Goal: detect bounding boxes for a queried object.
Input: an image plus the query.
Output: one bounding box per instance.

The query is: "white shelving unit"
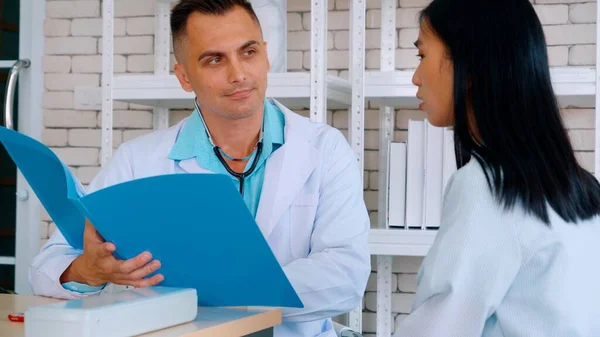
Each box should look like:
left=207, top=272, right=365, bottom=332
left=350, top=1, right=600, bottom=336
left=111, top=73, right=352, bottom=110
left=368, top=229, right=436, bottom=257
left=97, top=0, right=600, bottom=335
left=363, top=67, right=596, bottom=109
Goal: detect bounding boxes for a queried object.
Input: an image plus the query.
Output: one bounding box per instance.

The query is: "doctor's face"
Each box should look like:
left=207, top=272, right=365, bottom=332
left=412, top=22, right=454, bottom=127
left=173, top=6, right=270, bottom=120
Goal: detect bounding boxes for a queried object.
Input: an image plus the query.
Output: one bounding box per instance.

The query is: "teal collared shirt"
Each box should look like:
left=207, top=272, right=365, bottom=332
left=61, top=99, right=285, bottom=295
left=168, top=98, right=285, bottom=218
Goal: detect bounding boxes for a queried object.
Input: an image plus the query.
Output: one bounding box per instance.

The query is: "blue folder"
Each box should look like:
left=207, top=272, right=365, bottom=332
left=0, top=126, right=303, bottom=308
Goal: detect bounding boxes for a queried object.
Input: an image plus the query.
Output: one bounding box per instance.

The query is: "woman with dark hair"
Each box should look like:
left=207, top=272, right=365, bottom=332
left=394, top=0, right=600, bottom=336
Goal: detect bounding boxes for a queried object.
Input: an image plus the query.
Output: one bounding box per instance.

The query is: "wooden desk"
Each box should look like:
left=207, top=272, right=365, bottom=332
left=0, top=294, right=281, bottom=337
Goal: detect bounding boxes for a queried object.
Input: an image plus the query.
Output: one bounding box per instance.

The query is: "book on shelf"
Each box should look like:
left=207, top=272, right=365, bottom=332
left=423, top=120, right=444, bottom=229
left=405, top=120, right=425, bottom=229
left=388, top=119, right=457, bottom=230
left=388, top=142, right=407, bottom=228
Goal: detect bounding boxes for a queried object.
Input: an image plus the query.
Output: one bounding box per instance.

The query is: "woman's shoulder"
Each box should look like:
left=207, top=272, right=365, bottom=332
left=442, top=157, right=542, bottom=241
left=439, top=157, right=525, bottom=257
left=440, top=157, right=525, bottom=236
left=444, top=158, right=496, bottom=204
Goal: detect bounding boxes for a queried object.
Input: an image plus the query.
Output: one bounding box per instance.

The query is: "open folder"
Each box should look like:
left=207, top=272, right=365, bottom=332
left=0, top=126, right=303, bottom=308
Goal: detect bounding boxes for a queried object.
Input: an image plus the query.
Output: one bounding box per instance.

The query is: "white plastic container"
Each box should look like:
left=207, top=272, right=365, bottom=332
left=24, top=286, right=198, bottom=337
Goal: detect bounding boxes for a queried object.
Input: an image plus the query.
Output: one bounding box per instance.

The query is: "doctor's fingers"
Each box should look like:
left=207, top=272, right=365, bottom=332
left=104, top=262, right=162, bottom=285
left=115, top=251, right=156, bottom=274
left=119, top=259, right=162, bottom=281
left=112, top=273, right=164, bottom=288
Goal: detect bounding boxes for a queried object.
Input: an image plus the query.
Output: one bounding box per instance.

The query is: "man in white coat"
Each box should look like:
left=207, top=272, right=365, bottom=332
left=28, top=1, right=370, bottom=336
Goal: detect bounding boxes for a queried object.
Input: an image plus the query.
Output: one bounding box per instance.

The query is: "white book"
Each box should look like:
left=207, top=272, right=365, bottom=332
left=405, top=120, right=425, bottom=229
left=442, top=128, right=457, bottom=194
left=423, top=121, right=444, bottom=229
left=388, top=142, right=407, bottom=228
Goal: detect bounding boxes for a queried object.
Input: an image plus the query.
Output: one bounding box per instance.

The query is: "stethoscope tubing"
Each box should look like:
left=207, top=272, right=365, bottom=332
left=193, top=97, right=264, bottom=196
left=213, top=142, right=263, bottom=196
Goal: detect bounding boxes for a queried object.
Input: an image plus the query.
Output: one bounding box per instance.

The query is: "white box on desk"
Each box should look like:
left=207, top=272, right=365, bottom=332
left=25, top=286, right=198, bottom=337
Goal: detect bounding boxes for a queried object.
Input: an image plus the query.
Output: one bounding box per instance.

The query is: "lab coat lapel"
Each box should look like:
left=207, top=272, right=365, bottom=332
left=160, top=117, right=214, bottom=175
left=255, top=102, right=319, bottom=239
left=176, top=158, right=213, bottom=173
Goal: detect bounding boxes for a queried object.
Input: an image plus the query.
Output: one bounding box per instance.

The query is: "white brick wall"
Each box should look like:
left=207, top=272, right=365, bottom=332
left=548, top=46, right=569, bottom=66
left=570, top=2, right=597, bottom=22
left=71, top=18, right=126, bottom=37
left=126, top=17, right=155, bottom=35
left=67, top=128, right=123, bottom=148
left=43, top=92, right=75, bottom=109
left=40, top=0, right=158, bottom=254
left=43, top=129, right=68, bottom=147
left=44, top=56, right=71, bottom=73
left=44, top=19, right=71, bottom=37
left=570, top=44, right=596, bottom=64
left=72, top=55, right=127, bottom=73
left=544, top=24, right=596, bottom=45
left=39, top=0, right=597, bottom=335
left=45, top=37, right=97, bottom=55
left=115, top=0, right=156, bottom=17
left=52, top=147, right=99, bottom=166
left=44, top=110, right=97, bottom=128
left=78, top=166, right=102, bottom=185
left=97, top=36, right=154, bottom=55
left=535, top=4, right=570, bottom=24
left=45, top=73, right=99, bottom=91
left=46, top=1, right=100, bottom=19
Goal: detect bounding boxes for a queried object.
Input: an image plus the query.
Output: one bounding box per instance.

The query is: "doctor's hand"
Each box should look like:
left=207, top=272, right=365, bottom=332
left=60, top=219, right=164, bottom=288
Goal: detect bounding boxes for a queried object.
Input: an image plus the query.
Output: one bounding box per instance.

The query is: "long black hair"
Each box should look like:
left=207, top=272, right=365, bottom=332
left=420, top=0, right=600, bottom=225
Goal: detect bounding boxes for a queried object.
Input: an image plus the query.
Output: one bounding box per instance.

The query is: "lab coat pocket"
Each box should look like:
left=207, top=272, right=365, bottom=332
left=289, top=192, right=319, bottom=259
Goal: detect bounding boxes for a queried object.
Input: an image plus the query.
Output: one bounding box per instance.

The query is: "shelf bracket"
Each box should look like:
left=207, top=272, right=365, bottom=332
left=310, top=0, right=328, bottom=124
left=153, top=1, right=171, bottom=130
left=101, top=0, right=115, bottom=166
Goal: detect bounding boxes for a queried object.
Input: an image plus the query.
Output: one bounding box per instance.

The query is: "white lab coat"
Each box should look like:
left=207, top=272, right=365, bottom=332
left=28, top=99, right=371, bottom=337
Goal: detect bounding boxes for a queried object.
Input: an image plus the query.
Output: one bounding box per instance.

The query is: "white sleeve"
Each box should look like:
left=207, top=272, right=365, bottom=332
left=394, top=164, right=524, bottom=337
left=28, top=230, right=103, bottom=299
left=28, top=145, right=134, bottom=298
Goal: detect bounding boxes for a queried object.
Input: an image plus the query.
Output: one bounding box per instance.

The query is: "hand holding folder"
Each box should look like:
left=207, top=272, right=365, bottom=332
left=0, top=126, right=303, bottom=308
left=60, top=219, right=165, bottom=288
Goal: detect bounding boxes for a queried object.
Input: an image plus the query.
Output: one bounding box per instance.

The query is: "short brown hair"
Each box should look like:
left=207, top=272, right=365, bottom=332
left=170, top=0, right=262, bottom=59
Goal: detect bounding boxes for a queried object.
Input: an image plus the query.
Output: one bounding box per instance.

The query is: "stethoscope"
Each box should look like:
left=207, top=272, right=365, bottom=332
left=194, top=98, right=263, bottom=196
